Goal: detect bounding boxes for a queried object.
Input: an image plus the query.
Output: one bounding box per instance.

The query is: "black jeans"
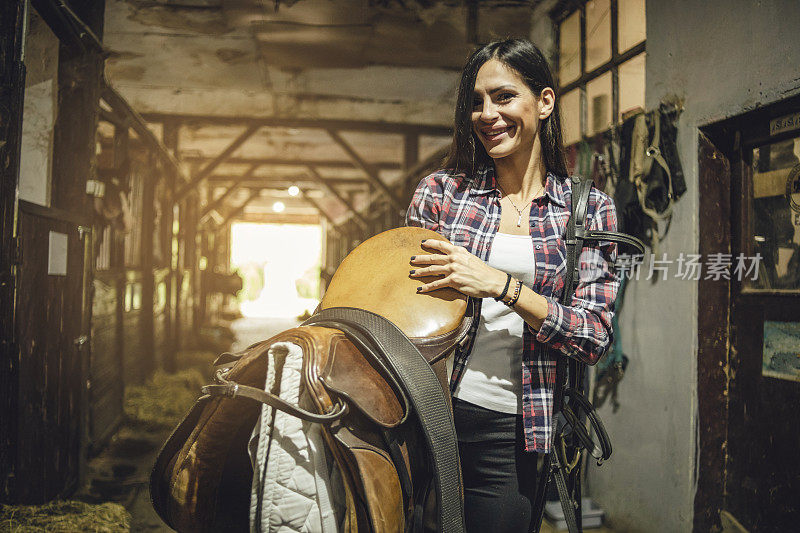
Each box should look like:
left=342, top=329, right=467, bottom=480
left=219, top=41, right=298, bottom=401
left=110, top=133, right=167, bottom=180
left=453, top=398, right=540, bottom=533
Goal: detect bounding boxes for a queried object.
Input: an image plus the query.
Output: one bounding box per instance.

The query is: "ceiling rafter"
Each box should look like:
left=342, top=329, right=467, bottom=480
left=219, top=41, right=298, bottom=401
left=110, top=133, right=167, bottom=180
left=101, top=81, right=190, bottom=184
left=306, top=166, right=369, bottom=230
left=143, top=113, right=452, bottom=136
left=212, top=189, right=262, bottom=230
left=327, top=129, right=404, bottom=212
left=298, top=188, right=340, bottom=233
left=200, top=163, right=262, bottom=221
left=338, top=145, right=447, bottom=226
left=176, top=124, right=261, bottom=201
left=206, top=174, right=368, bottom=188
left=180, top=156, right=403, bottom=172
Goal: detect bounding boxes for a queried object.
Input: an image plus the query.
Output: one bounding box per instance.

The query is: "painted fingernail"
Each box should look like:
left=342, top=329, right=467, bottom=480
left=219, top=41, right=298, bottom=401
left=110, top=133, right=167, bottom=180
left=410, top=256, right=416, bottom=261
left=416, top=287, right=422, bottom=292
left=409, top=270, right=416, bottom=275
left=421, top=239, right=426, bottom=244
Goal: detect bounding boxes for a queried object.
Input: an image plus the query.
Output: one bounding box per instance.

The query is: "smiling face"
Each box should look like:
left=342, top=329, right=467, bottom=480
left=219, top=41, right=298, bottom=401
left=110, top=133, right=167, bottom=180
left=471, top=58, right=550, bottom=162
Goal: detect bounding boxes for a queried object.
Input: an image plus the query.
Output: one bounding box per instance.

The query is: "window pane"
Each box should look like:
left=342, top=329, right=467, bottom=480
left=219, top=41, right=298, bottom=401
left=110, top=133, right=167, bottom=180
left=747, top=138, right=800, bottom=292
left=560, top=89, right=581, bottom=145
left=585, top=0, right=611, bottom=72
left=586, top=72, right=612, bottom=135
left=619, top=52, right=645, bottom=117
left=618, top=0, right=646, bottom=52
left=559, top=11, right=581, bottom=85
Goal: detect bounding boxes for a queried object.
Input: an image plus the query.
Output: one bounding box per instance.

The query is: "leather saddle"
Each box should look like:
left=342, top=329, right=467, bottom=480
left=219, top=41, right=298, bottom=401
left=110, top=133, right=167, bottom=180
left=150, top=227, right=472, bottom=532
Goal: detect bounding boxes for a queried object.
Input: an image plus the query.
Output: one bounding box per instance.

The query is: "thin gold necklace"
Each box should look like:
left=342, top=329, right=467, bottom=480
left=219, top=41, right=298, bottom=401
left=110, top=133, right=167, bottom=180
left=497, top=183, right=545, bottom=227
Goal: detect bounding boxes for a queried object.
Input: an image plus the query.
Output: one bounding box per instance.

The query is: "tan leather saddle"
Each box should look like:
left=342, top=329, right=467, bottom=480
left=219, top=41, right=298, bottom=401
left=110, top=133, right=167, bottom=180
left=150, top=227, right=472, bottom=532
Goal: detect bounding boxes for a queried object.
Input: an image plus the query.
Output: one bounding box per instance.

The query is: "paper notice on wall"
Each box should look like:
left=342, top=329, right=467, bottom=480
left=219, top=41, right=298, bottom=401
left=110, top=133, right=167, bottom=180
left=763, top=321, right=800, bottom=382
left=48, top=231, right=68, bottom=276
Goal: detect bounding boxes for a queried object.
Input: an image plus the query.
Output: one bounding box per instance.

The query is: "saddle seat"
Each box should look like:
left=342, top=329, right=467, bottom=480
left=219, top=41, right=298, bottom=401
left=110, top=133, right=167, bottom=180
left=150, top=227, right=471, bottom=532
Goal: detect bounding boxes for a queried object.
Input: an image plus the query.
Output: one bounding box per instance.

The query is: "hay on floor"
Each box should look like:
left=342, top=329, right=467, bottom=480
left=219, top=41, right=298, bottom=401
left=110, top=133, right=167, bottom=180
left=124, top=367, right=206, bottom=431
left=0, top=500, right=130, bottom=532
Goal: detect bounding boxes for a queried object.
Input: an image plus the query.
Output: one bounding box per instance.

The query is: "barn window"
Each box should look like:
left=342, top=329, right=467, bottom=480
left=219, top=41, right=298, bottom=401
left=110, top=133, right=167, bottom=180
left=555, top=0, right=646, bottom=145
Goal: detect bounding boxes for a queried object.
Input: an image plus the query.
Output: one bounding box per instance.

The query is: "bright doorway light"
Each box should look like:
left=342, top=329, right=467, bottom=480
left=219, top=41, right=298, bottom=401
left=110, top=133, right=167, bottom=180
left=230, top=223, right=321, bottom=318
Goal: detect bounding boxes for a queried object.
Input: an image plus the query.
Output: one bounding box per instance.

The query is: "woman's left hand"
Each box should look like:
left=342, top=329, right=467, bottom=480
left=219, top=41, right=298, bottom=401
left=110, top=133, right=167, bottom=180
left=410, top=239, right=506, bottom=299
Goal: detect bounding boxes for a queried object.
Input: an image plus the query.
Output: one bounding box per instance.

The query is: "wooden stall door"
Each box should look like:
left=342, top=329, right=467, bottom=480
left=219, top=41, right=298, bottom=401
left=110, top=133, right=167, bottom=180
left=725, top=127, right=800, bottom=531
left=89, top=272, right=124, bottom=451
left=14, top=202, right=89, bottom=502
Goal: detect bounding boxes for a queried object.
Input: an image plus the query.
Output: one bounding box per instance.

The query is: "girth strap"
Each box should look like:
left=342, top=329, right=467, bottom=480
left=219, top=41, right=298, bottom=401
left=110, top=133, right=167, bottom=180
left=303, top=307, right=466, bottom=533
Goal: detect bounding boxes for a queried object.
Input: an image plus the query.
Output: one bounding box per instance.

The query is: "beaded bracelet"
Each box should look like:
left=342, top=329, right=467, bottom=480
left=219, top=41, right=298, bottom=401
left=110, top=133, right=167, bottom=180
left=494, top=273, right=512, bottom=302
left=505, top=279, right=522, bottom=307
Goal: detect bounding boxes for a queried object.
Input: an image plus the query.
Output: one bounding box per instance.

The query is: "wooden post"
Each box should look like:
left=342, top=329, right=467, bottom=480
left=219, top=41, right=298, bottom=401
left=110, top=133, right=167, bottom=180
left=112, top=125, right=127, bottom=386
left=140, top=152, right=156, bottom=378
left=0, top=0, right=27, bottom=503
left=161, top=121, right=178, bottom=371
left=49, top=0, right=105, bottom=213
left=184, top=195, right=201, bottom=337
left=402, top=133, right=419, bottom=225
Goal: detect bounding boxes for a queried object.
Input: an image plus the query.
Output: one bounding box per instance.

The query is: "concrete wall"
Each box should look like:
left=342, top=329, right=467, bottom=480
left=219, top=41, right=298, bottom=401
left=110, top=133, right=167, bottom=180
left=583, top=1, right=800, bottom=532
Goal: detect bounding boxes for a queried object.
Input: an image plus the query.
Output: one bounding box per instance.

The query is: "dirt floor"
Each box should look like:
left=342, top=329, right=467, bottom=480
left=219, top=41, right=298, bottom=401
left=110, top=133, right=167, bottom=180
left=73, top=316, right=299, bottom=532
left=76, top=349, right=219, bottom=532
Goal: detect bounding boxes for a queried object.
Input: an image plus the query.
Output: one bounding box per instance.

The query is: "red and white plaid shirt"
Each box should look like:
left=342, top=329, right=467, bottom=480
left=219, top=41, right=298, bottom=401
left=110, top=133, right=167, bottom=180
left=406, top=166, right=619, bottom=453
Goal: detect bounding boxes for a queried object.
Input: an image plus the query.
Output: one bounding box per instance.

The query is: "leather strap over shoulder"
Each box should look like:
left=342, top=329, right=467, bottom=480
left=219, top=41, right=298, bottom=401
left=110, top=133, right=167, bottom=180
left=562, top=176, right=593, bottom=307
left=537, top=175, right=644, bottom=533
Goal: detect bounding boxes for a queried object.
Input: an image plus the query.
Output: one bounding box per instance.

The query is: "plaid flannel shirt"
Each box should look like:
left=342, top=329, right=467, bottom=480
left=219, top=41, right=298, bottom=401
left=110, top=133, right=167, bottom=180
left=405, top=166, right=619, bottom=453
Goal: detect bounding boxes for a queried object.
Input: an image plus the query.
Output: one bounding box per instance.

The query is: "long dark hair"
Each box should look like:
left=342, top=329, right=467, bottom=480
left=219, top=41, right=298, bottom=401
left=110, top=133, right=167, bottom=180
left=443, top=39, right=568, bottom=179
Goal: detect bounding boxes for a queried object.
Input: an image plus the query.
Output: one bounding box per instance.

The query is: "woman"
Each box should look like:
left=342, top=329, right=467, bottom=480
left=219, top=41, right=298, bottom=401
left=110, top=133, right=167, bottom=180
left=406, top=39, right=619, bottom=532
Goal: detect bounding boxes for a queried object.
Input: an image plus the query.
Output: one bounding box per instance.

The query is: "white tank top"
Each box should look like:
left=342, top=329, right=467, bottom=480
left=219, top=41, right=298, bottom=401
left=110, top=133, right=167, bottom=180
left=452, top=232, right=536, bottom=414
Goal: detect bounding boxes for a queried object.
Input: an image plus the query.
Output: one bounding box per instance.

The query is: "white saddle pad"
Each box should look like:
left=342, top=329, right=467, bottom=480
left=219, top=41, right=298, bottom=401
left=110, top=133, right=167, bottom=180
left=248, top=342, right=344, bottom=533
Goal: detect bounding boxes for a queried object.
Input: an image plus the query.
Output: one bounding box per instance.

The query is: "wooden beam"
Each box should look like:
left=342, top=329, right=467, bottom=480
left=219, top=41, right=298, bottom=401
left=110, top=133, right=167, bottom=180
left=175, top=124, right=260, bottom=201
left=162, top=120, right=180, bottom=190
left=180, top=155, right=402, bottom=171
left=299, top=189, right=339, bottom=232
left=162, top=120, right=180, bottom=158
left=306, top=166, right=369, bottom=230
left=30, top=0, right=106, bottom=54
left=339, top=145, right=447, bottom=227
left=403, top=133, right=419, bottom=171
left=113, top=125, right=130, bottom=185
left=140, top=151, right=157, bottom=377
left=403, top=133, right=420, bottom=203
left=101, top=80, right=189, bottom=184
left=206, top=174, right=368, bottom=190
left=98, top=107, right=126, bottom=128
left=217, top=189, right=261, bottom=228
left=0, top=0, right=26, bottom=498
left=50, top=0, right=105, bottom=214
left=142, top=113, right=452, bottom=136
left=327, top=129, right=404, bottom=211
left=200, top=164, right=261, bottom=221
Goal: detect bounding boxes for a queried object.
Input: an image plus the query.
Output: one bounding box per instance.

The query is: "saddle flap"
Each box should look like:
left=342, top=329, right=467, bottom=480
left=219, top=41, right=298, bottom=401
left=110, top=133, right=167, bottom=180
left=318, top=332, right=407, bottom=428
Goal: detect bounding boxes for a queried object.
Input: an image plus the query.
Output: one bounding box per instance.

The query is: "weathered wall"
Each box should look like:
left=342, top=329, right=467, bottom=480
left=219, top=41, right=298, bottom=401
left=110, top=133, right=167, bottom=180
left=19, top=11, right=58, bottom=206
left=584, top=1, right=800, bottom=532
